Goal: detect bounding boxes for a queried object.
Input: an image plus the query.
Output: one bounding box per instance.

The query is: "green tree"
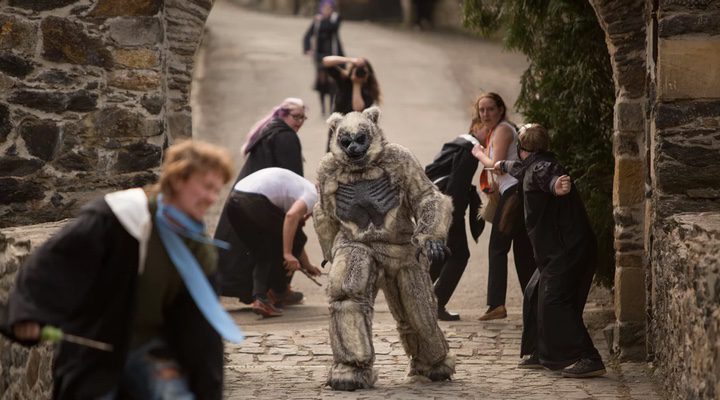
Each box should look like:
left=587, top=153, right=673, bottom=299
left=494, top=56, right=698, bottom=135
left=464, top=0, right=615, bottom=285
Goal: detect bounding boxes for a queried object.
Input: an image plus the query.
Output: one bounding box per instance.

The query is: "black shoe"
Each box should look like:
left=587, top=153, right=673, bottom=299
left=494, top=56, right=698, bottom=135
left=517, top=353, right=542, bottom=369
left=561, top=358, right=606, bottom=378
left=437, top=307, right=460, bottom=321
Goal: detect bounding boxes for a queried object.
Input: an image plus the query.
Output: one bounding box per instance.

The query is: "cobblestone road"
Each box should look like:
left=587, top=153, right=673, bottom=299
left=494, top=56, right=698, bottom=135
left=197, top=2, right=665, bottom=398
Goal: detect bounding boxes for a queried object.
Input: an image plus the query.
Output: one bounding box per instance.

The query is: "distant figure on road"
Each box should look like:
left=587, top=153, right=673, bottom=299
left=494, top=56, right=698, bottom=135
left=470, top=92, right=536, bottom=321
left=303, top=0, right=344, bottom=116
left=425, top=116, right=486, bottom=321
left=322, top=55, right=382, bottom=151
left=495, top=123, right=606, bottom=378
left=224, top=167, right=321, bottom=318
left=215, top=98, right=309, bottom=306
left=1, top=140, right=238, bottom=399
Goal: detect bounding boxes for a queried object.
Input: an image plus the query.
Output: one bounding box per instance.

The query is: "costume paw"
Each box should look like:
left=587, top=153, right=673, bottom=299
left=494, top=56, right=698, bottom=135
left=327, top=363, right=377, bottom=391
left=408, top=354, right=455, bottom=382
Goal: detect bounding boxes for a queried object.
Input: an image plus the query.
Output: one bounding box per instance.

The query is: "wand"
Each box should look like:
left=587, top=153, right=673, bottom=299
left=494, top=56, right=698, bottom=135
left=299, top=266, right=322, bottom=287
left=41, top=326, right=113, bottom=352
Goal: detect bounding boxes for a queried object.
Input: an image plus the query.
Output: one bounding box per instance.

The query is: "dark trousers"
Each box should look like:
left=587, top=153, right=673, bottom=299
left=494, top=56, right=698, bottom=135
left=226, top=192, right=305, bottom=298
left=521, top=239, right=601, bottom=368
left=429, top=215, right=470, bottom=308
left=486, top=184, right=536, bottom=307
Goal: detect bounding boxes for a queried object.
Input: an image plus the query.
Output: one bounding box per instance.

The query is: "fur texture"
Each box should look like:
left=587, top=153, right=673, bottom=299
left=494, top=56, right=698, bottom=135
left=314, top=107, right=455, bottom=391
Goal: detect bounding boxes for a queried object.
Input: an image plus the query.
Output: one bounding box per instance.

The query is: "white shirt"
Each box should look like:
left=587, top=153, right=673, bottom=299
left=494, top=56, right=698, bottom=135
left=234, top=167, right=318, bottom=212
left=488, top=121, right=520, bottom=195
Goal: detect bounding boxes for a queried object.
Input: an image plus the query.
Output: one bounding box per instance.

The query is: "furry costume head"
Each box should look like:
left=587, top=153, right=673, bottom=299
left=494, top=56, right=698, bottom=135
left=327, top=107, right=387, bottom=169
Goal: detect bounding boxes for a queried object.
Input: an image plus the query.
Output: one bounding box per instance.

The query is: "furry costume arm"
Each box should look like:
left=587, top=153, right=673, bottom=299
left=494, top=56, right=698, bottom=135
left=314, top=155, right=341, bottom=263
left=387, top=144, right=453, bottom=250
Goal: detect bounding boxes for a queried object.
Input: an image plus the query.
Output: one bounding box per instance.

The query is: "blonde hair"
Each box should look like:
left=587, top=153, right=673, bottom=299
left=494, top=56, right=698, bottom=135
left=150, top=140, right=234, bottom=198
left=518, top=123, right=550, bottom=153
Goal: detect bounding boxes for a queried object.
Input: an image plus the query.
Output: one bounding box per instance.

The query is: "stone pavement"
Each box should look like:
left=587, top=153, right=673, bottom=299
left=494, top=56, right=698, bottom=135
left=221, top=299, right=663, bottom=400
left=196, top=3, right=666, bottom=399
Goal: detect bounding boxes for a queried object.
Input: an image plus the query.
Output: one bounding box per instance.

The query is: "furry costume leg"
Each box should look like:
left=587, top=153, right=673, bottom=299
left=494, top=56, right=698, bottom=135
left=384, top=259, right=455, bottom=381
left=326, top=243, right=380, bottom=390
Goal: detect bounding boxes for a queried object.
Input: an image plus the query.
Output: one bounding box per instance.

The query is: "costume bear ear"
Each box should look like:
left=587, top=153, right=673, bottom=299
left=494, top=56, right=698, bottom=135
left=362, top=106, right=380, bottom=124
left=327, top=112, right=343, bottom=132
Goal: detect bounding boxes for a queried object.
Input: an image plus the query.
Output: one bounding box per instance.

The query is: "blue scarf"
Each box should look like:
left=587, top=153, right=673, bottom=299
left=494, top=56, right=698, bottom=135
left=155, top=195, right=244, bottom=343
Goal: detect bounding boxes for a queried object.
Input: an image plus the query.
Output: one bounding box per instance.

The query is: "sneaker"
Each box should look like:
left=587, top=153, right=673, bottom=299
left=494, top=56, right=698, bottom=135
left=561, top=358, right=606, bottom=378
left=518, top=353, right=543, bottom=369
left=251, top=297, right=283, bottom=318
left=437, top=307, right=460, bottom=321
left=478, top=305, right=507, bottom=321
left=267, top=288, right=304, bottom=307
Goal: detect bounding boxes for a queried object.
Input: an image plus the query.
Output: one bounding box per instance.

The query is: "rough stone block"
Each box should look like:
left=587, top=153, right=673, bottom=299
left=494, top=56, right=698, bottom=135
left=9, top=89, right=97, bottom=114
left=18, top=118, right=60, bottom=161
left=613, top=130, right=640, bottom=157
left=89, top=0, right=162, bottom=17
left=54, top=148, right=97, bottom=172
left=108, top=70, right=161, bottom=91
left=73, top=107, right=163, bottom=138
left=108, top=17, right=163, bottom=46
left=0, top=15, right=38, bottom=55
left=32, top=69, right=78, bottom=86
left=658, top=38, right=720, bottom=100
left=659, top=11, right=720, bottom=37
left=612, top=320, right=646, bottom=361
left=41, top=17, right=112, bottom=69
left=655, top=100, right=720, bottom=129
left=112, top=49, right=159, bottom=69
left=0, top=104, right=10, bottom=143
left=0, top=52, right=34, bottom=78
left=615, top=267, right=646, bottom=322
left=8, top=0, right=79, bottom=11
left=613, top=157, right=644, bottom=207
left=614, top=99, right=645, bottom=132
left=655, top=138, right=720, bottom=196
left=115, top=142, right=161, bottom=172
left=140, top=94, right=163, bottom=115
left=0, top=157, right=44, bottom=177
left=0, top=178, right=45, bottom=204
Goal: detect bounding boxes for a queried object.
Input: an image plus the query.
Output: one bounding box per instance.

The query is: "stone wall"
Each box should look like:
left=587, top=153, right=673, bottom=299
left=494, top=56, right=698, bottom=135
left=0, top=222, right=64, bottom=399
left=0, top=0, right=212, bottom=228
left=651, top=213, right=720, bottom=399
left=648, top=1, right=720, bottom=397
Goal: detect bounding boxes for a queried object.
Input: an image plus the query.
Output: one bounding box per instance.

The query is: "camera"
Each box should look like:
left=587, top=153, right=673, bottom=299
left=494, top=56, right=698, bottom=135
left=355, top=66, right=367, bottom=78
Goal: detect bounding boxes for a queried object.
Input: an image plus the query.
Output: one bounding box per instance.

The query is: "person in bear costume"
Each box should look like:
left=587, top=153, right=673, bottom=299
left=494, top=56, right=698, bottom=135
left=314, top=106, right=455, bottom=390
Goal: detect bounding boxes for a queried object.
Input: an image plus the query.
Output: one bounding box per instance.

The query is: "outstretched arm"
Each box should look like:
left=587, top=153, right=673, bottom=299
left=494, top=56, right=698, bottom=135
left=283, top=199, right=308, bottom=273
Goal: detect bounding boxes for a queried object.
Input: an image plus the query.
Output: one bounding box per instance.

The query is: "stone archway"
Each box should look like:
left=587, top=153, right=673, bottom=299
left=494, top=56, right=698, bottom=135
left=588, top=0, right=649, bottom=361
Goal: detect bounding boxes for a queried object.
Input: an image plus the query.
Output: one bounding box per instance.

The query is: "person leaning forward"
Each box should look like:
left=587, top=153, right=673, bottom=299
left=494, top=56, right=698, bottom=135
left=0, top=140, right=241, bottom=399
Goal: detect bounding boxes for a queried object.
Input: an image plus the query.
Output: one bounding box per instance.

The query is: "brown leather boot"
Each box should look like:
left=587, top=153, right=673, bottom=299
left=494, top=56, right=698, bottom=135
left=478, top=305, right=507, bottom=321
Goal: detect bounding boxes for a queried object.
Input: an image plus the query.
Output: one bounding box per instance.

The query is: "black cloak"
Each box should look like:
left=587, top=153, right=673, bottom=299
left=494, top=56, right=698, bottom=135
left=0, top=197, right=223, bottom=399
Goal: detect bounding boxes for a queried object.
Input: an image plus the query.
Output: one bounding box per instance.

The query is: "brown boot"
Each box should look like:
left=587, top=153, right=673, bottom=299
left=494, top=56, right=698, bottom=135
left=478, top=305, right=507, bottom=321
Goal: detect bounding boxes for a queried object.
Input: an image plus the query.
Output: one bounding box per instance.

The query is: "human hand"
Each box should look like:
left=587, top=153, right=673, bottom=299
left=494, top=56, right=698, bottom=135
left=471, top=144, right=485, bottom=159
left=303, top=263, right=322, bottom=277
left=13, top=321, right=40, bottom=341
left=353, top=57, right=365, bottom=67
left=554, top=175, right=572, bottom=196
left=283, top=253, right=301, bottom=275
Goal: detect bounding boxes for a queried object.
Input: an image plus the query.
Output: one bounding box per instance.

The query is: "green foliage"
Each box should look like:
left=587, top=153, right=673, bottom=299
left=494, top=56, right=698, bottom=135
left=464, top=0, right=616, bottom=285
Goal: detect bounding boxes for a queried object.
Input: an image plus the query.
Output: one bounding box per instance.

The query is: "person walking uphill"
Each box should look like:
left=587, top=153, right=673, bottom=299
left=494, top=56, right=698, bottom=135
left=425, top=117, right=486, bottom=321
left=303, top=0, right=344, bottom=116
left=215, top=98, right=308, bottom=305
left=1, top=140, right=241, bottom=399
left=495, top=124, right=606, bottom=378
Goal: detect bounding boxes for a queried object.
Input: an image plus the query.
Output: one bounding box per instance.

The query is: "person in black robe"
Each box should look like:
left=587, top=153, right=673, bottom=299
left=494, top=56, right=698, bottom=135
left=321, top=55, right=382, bottom=151
left=496, top=123, right=606, bottom=378
left=303, top=0, right=344, bottom=115
left=425, top=117, right=486, bottom=320
left=0, top=141, right=237, bottom=399
left=215, top=98, right=309, bottom=305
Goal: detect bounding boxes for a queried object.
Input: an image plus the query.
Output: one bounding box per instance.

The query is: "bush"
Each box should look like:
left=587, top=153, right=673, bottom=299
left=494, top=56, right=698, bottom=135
left=464, top=0, right=616, bottom=286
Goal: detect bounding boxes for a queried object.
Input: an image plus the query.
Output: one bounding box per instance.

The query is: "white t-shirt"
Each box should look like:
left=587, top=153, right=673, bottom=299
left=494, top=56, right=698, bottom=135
left=488, top=121, right=520, bottom=195
left=234, top=167, right=318, bottom=212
